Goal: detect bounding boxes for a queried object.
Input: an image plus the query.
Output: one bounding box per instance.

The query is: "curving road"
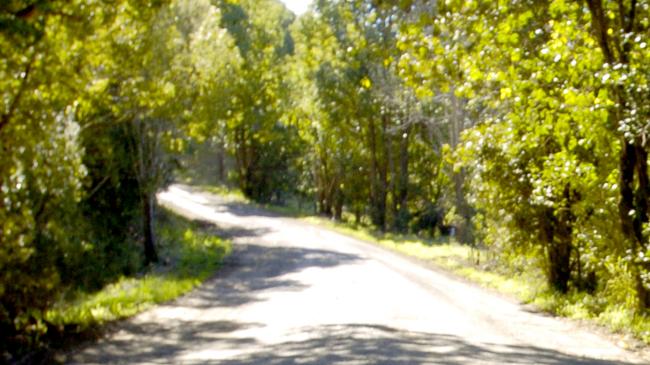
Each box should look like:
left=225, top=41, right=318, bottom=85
left=69, top=184, right=648, bottom=364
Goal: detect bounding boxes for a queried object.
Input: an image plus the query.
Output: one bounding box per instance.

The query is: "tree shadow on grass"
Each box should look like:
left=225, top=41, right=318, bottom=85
left=64, top=240, right=363, bottom=364
left=63, top=210, right=641, bottom=365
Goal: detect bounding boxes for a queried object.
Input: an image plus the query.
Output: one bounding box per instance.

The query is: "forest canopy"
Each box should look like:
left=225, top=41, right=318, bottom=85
left=2, top=0, right=650, bottom=357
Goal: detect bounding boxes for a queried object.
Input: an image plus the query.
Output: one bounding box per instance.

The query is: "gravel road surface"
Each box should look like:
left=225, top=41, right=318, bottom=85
left=68, top=184, right=648, bottom=364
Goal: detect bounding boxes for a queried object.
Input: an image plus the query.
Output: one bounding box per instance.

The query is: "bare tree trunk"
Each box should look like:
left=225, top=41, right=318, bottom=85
left=634, top=144, right=650, bottom=307
left=234, top=126, right=247, bottom=191
left=368, top=117, right=385, bottom=230
left=545, top=184, right=575, bottom=293
left=354, top=206, right=361, bottom=225
left=375, top=114, right=390, bottom=232
left=620, top=139, right=650, bottom=308
left=128, top=118, right=163, bottom=267
left=387, top=123, right=396, bottom=229
left=334, top=187, right=343, bottom=221
left=317, top=153, right=335, bottom=217
left=217, top=134, right=226, bottom=183
left=142, top=192, right=158, bottom=265
left=449, top=91, right=472, bottom=243
left=395, top=122, right=411, bottom=233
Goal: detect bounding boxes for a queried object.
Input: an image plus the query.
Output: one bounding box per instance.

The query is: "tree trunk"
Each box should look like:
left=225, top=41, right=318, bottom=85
left=316, top=151, right=337, bottom=217
left=634, top=143, right=650, bottom=235
left=142, top=192, right=158, bottom=265
left=387, top=123, right=396, bottom=229
left=553, top=185, right=575, bottom=293
left=334, top=187, right=343, bottom=221
left=542, top=203, right=572, bottom=294
left=634, top=144, right=650, bottom=308
left=620, top=140, right=640, bottom=243
left=586, top=0, right=650, bottom=310
left=449, top=92, right=472, bottom=243
left=217, top=134, right=226, bottom=183
left=395, top=123, right=410, bottom=233
left=620, top=139, right=650, bottom=308
left=368, top=117, right=385, bottom=230
left=375, top=114, right=390, bottom=231
left=548, top=239, right=572, bottom=293
left=234, top=126, right=247, bottom=192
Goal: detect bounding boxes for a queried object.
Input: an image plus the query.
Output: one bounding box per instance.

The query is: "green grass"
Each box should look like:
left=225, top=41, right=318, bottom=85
left=303, top=215, right=539, bottom=298
left=45, top=209, right=231, bottom=329
left=261, top=199, right=314, bottom=217
left=199, top=184, right=248, bottom=202
left=299, top=215, right=650, bottom=346
left=200, top=187, right=315, bottom=218
left=193, top=185, right=650, bottom=346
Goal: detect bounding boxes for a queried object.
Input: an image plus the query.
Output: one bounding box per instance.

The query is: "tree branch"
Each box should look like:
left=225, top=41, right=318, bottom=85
left=626, top=0, right=637, bottom=34
left=585, top=0, right=615, bottom=64
left=0, top=52, right=36, bottom=132
left=14, top=4, right=37, bottom=19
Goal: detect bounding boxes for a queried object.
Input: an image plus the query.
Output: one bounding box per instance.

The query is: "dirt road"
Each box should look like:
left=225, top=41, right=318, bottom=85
left=69, top=185, right=647, bottom=364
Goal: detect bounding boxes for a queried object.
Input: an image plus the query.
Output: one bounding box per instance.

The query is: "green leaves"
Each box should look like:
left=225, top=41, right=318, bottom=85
left=4, top=0, right=650, bottom=354
left=399, top=0, right=642, bottom=295
left=0, top=0, right=245, bottom=356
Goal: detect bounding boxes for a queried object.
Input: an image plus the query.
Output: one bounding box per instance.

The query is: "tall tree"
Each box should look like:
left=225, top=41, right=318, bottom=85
left=583, top=0, right=650, bottom=308
left=215, top=0, right=301, bottom=203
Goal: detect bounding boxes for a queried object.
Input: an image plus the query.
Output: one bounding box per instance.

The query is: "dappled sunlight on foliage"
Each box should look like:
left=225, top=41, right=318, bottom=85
left=4, top=0, right=650, bottom=360
left=45, top=209, right=230, bottom=332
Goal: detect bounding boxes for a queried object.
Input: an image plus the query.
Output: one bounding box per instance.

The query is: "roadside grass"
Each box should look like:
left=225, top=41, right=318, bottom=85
left=198, top=185, right=316, bottom=218
left=303, top=214, right=539, bottom=298
left=193, top=185, right=650, bottom=347
left=302, top=214, right=650, bottom=346
left=199, top=184, right=248, bottom=203
left=45, top=208, right=231, bottom=331
left=260, top=199, right=316, bottom=218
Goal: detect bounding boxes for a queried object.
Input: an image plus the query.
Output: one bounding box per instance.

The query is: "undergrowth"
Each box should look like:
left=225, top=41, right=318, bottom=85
left=44, top=208, right=230, bottom=338
left=300, top=214, right=650, bottom=347
left=200, top=184, right=248, bottom=202
left=191, top=185, right=650, bottom=347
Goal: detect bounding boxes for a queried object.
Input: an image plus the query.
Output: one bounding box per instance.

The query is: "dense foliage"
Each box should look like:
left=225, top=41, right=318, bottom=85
left=394, top=0, right=650, bottom=315
left=284, top=0, right=650, bottom=325
left=0, top=0, right=240, bottom=358
left=3, top=0, right=650, bottom=358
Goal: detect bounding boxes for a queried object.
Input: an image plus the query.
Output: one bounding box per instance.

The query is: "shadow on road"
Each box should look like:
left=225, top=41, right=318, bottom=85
left=175, top=184, right=286, bottom=219
left=69, top=221, right=363, bottom=363
left=216, top=323, right=635, bottom=365
left=219, top=201, right=286, bottom=218
left=216, top=323, right=637, bottom=365
left=69, top=319, right=260, bottom=364
left=186, top=242, right=361, bottom=308
left=69, top=194, right=640, bottom=365
left=190, top=218, right=274, bottom=240
left=72, top=322, right=635, bottom=365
